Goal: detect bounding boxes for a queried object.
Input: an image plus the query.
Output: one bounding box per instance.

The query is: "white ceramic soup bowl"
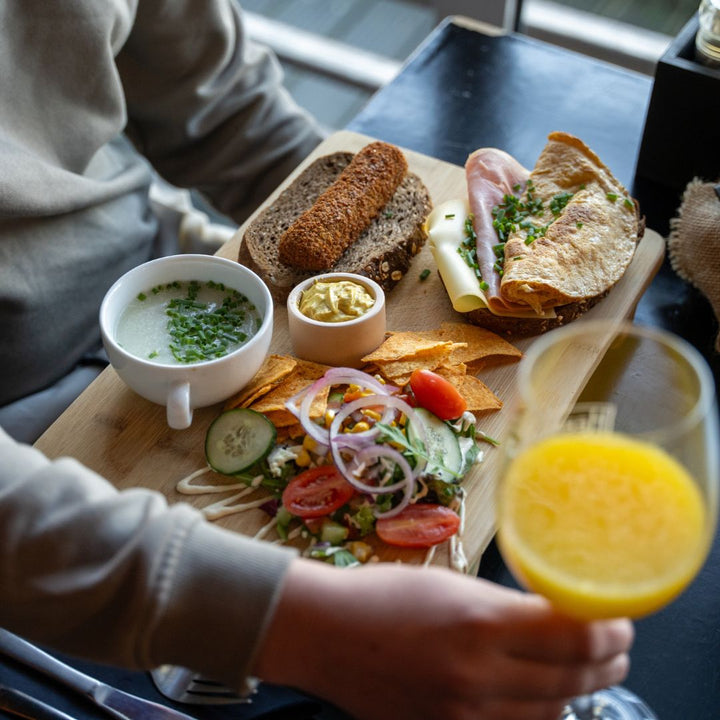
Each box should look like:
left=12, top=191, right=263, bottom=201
left=100, top=254, right=273, bottom=429
left=287, top=272, right=386, bottom=367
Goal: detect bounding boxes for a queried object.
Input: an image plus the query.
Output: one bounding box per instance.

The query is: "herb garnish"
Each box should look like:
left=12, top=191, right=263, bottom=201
left=457, top=214, right=483, bottom=283
left=150, top=280, right=260, bottom=364
left=549, top=191, right=573, bottom=216
left=491, top=184, right=577, bottom=259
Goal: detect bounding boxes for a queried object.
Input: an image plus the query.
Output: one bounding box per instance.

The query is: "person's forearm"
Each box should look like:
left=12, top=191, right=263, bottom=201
left=0, top=426, right=295, bottom=688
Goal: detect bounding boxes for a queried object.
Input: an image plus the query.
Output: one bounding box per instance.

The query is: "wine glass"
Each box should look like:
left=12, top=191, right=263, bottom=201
left=496, top=319, right=719, bottom=719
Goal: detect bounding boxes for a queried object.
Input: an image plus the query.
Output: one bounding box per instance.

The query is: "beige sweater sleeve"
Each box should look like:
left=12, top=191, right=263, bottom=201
left=117, top=0, right=324, bottom=223
left=0, top=426, right=296, bottom=690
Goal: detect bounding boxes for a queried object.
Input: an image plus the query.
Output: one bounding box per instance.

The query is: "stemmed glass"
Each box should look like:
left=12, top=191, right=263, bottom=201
left=496, top=319, right=719, bottom=719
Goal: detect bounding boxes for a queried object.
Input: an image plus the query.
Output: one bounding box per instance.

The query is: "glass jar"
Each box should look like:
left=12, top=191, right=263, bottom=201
left=696, top=0, right=720, bottom=67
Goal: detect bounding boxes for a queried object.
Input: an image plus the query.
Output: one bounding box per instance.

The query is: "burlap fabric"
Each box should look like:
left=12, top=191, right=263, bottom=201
left=668, top=178, right=720, bottom=351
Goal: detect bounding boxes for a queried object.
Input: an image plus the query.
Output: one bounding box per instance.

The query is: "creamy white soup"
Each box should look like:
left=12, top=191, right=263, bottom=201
left=116, top=280, right=262, bottom=364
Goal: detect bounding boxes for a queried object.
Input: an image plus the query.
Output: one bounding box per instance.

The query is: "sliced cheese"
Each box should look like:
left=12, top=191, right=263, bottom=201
left=427, top=199, right=487, bottom=313
left=427, top=199, right=556, bottom=319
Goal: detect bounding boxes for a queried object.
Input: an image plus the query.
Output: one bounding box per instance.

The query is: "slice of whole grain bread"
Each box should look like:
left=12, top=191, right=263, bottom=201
left=238, top=152, right=432, bottom=302
left=463, top=293, right=608, bottom=337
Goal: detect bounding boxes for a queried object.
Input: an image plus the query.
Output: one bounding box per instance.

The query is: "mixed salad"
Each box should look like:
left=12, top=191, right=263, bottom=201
left=203, top=366, right=490, bottom=567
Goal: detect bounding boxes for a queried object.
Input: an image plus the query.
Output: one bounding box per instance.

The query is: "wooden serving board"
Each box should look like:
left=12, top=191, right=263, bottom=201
left=35, top=131, right=665, bottom=574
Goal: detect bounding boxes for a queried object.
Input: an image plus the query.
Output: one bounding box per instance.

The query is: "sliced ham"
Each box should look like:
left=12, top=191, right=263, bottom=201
left=464, top=148, right=530, bottom=314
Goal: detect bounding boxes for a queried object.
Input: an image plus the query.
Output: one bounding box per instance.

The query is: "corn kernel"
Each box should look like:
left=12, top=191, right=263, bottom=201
left=349, top=421, right=371, bottom=433
left=295, top=448, right=311, bottom=467
left=347, top=541, right=373, bottom=563
left=303, top=434, right=318, bottom=452
left=363, top=409, right=382, bottom=422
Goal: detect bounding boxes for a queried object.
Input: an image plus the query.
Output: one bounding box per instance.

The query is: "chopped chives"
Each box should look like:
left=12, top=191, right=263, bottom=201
left=142, top=280, right=262, bottom=364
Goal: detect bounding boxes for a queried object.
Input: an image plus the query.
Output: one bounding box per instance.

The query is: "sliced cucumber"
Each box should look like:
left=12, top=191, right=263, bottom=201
left=320, top=519, right=350, bottom=545
left=407, top=407, right=462, bottom=483
left=205, top=408, right=277, bottom=475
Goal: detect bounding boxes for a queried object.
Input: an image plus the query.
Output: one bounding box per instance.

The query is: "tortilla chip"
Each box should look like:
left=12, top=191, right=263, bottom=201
left=374, top=343, right=465, bottom=385
left=275, top=423, right=307, bottom=443
left=263, top=409, right=302, bottom=428
left=436, top=361, right=467, bottom=377
left=435, top=367, right=503, bottom=413
left=361, top=333, right=455, bottom=363
left=438, top=322, right=522, bottom=365
left=224, top=354, right=297, bottom=409
left=249, top=358, right=331, bottom=419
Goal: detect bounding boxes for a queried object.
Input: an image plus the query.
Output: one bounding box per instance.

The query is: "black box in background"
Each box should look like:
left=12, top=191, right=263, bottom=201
left=635, top=14, right=720, bottom=197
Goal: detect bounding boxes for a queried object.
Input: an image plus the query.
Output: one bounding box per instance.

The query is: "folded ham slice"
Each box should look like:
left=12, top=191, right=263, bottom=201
left=465, top=148, right=530, bottom=314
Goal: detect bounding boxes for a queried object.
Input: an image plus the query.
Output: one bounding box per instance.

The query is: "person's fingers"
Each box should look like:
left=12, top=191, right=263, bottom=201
left=511, top=616, right=634, bottom=663
left=493, top=595, right=634, bottom=663
left=478, top=651, right=631, bottom=700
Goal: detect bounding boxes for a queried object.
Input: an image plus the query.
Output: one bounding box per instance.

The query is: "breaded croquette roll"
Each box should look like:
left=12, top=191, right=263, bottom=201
left=278, top=141, right=408, bottom=270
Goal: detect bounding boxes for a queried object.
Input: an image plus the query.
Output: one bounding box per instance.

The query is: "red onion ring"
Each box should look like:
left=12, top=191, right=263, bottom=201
left=285, top=367, right=394, bottom=445
left=285, top=367, right=430, bottom=518
left=328, top=394, right=400, bottom=447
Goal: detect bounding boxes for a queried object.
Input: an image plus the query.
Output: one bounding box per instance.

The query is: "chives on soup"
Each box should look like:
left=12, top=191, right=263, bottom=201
left=116, top=279, right=262, bottom=365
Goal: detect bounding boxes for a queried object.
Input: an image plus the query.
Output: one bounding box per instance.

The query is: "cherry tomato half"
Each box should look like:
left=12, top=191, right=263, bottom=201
left=409, top=369, right=467, bottom=420
left=376, top=504, right=461, bottom=548
left=282, top=466, right=355, bottom=519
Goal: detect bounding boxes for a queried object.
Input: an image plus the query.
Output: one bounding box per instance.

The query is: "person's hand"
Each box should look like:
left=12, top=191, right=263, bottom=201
left=254, top=558, right=633, bottom=720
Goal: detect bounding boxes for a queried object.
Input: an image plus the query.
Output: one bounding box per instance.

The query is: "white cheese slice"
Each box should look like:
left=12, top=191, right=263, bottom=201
left=427, top=199, right=556, bottom=319
left=427, top=199, right=487, bottom=313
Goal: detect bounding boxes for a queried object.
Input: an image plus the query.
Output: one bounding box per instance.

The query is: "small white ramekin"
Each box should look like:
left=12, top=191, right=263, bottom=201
left=287, top=272, right=386, bottom=368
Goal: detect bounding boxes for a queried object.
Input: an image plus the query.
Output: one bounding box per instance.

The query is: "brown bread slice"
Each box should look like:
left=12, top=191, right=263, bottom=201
left=463, top=293, right=608, bottom=337
left=238, top=152, right=432, bottom=302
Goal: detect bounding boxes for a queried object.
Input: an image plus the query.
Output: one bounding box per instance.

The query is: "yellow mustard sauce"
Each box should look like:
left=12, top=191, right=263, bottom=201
left=299, top=280, right=374, bottom=323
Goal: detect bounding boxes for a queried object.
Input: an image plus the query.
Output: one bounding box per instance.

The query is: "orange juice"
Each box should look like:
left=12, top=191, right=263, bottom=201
left=498, top=432, right=708, bottom=619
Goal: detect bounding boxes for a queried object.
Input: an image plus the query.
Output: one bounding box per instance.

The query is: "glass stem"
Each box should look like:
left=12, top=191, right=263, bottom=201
left=563, top=692, right=600, bottom=719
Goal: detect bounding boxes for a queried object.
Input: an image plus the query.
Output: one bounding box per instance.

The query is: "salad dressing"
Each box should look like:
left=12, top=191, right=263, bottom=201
left=201, top=493, right=270, bottom=522
left=254, top=516, right=278, bottom=540
left=176, top=467, right=268, bottom=521
left=450, top=490, right=469, bottom=573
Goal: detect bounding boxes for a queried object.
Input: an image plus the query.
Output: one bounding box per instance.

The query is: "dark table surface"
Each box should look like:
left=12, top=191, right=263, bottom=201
left=3, top=16, right=719, bottom=720
left=352, top=18, right=720, bottom=720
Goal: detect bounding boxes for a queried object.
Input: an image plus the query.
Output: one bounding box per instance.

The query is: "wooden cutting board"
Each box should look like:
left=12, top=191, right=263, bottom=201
left=35, top=130, right=665, bottom=574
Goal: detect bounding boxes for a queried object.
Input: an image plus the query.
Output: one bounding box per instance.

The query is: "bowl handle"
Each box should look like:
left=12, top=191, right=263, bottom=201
left=167, top=381, right=192, bottom=429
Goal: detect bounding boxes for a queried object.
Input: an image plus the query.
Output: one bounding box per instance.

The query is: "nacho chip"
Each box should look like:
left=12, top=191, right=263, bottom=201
left=374, top=342, right=465, bottom=385
left=436, top=361, right=467, bottom=377
left=225, top=354, right=297, bottom=409
left=361, top=333, right=455, bottom=363
left=275, top=424, right=306, bottom=443
left=250, top=358, right=331, bottom=419
left=435, top=367, right=503, bottom=413
left=438, top=322, right=522, bottom=366
left=263, top=409, right=303, bottom=428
